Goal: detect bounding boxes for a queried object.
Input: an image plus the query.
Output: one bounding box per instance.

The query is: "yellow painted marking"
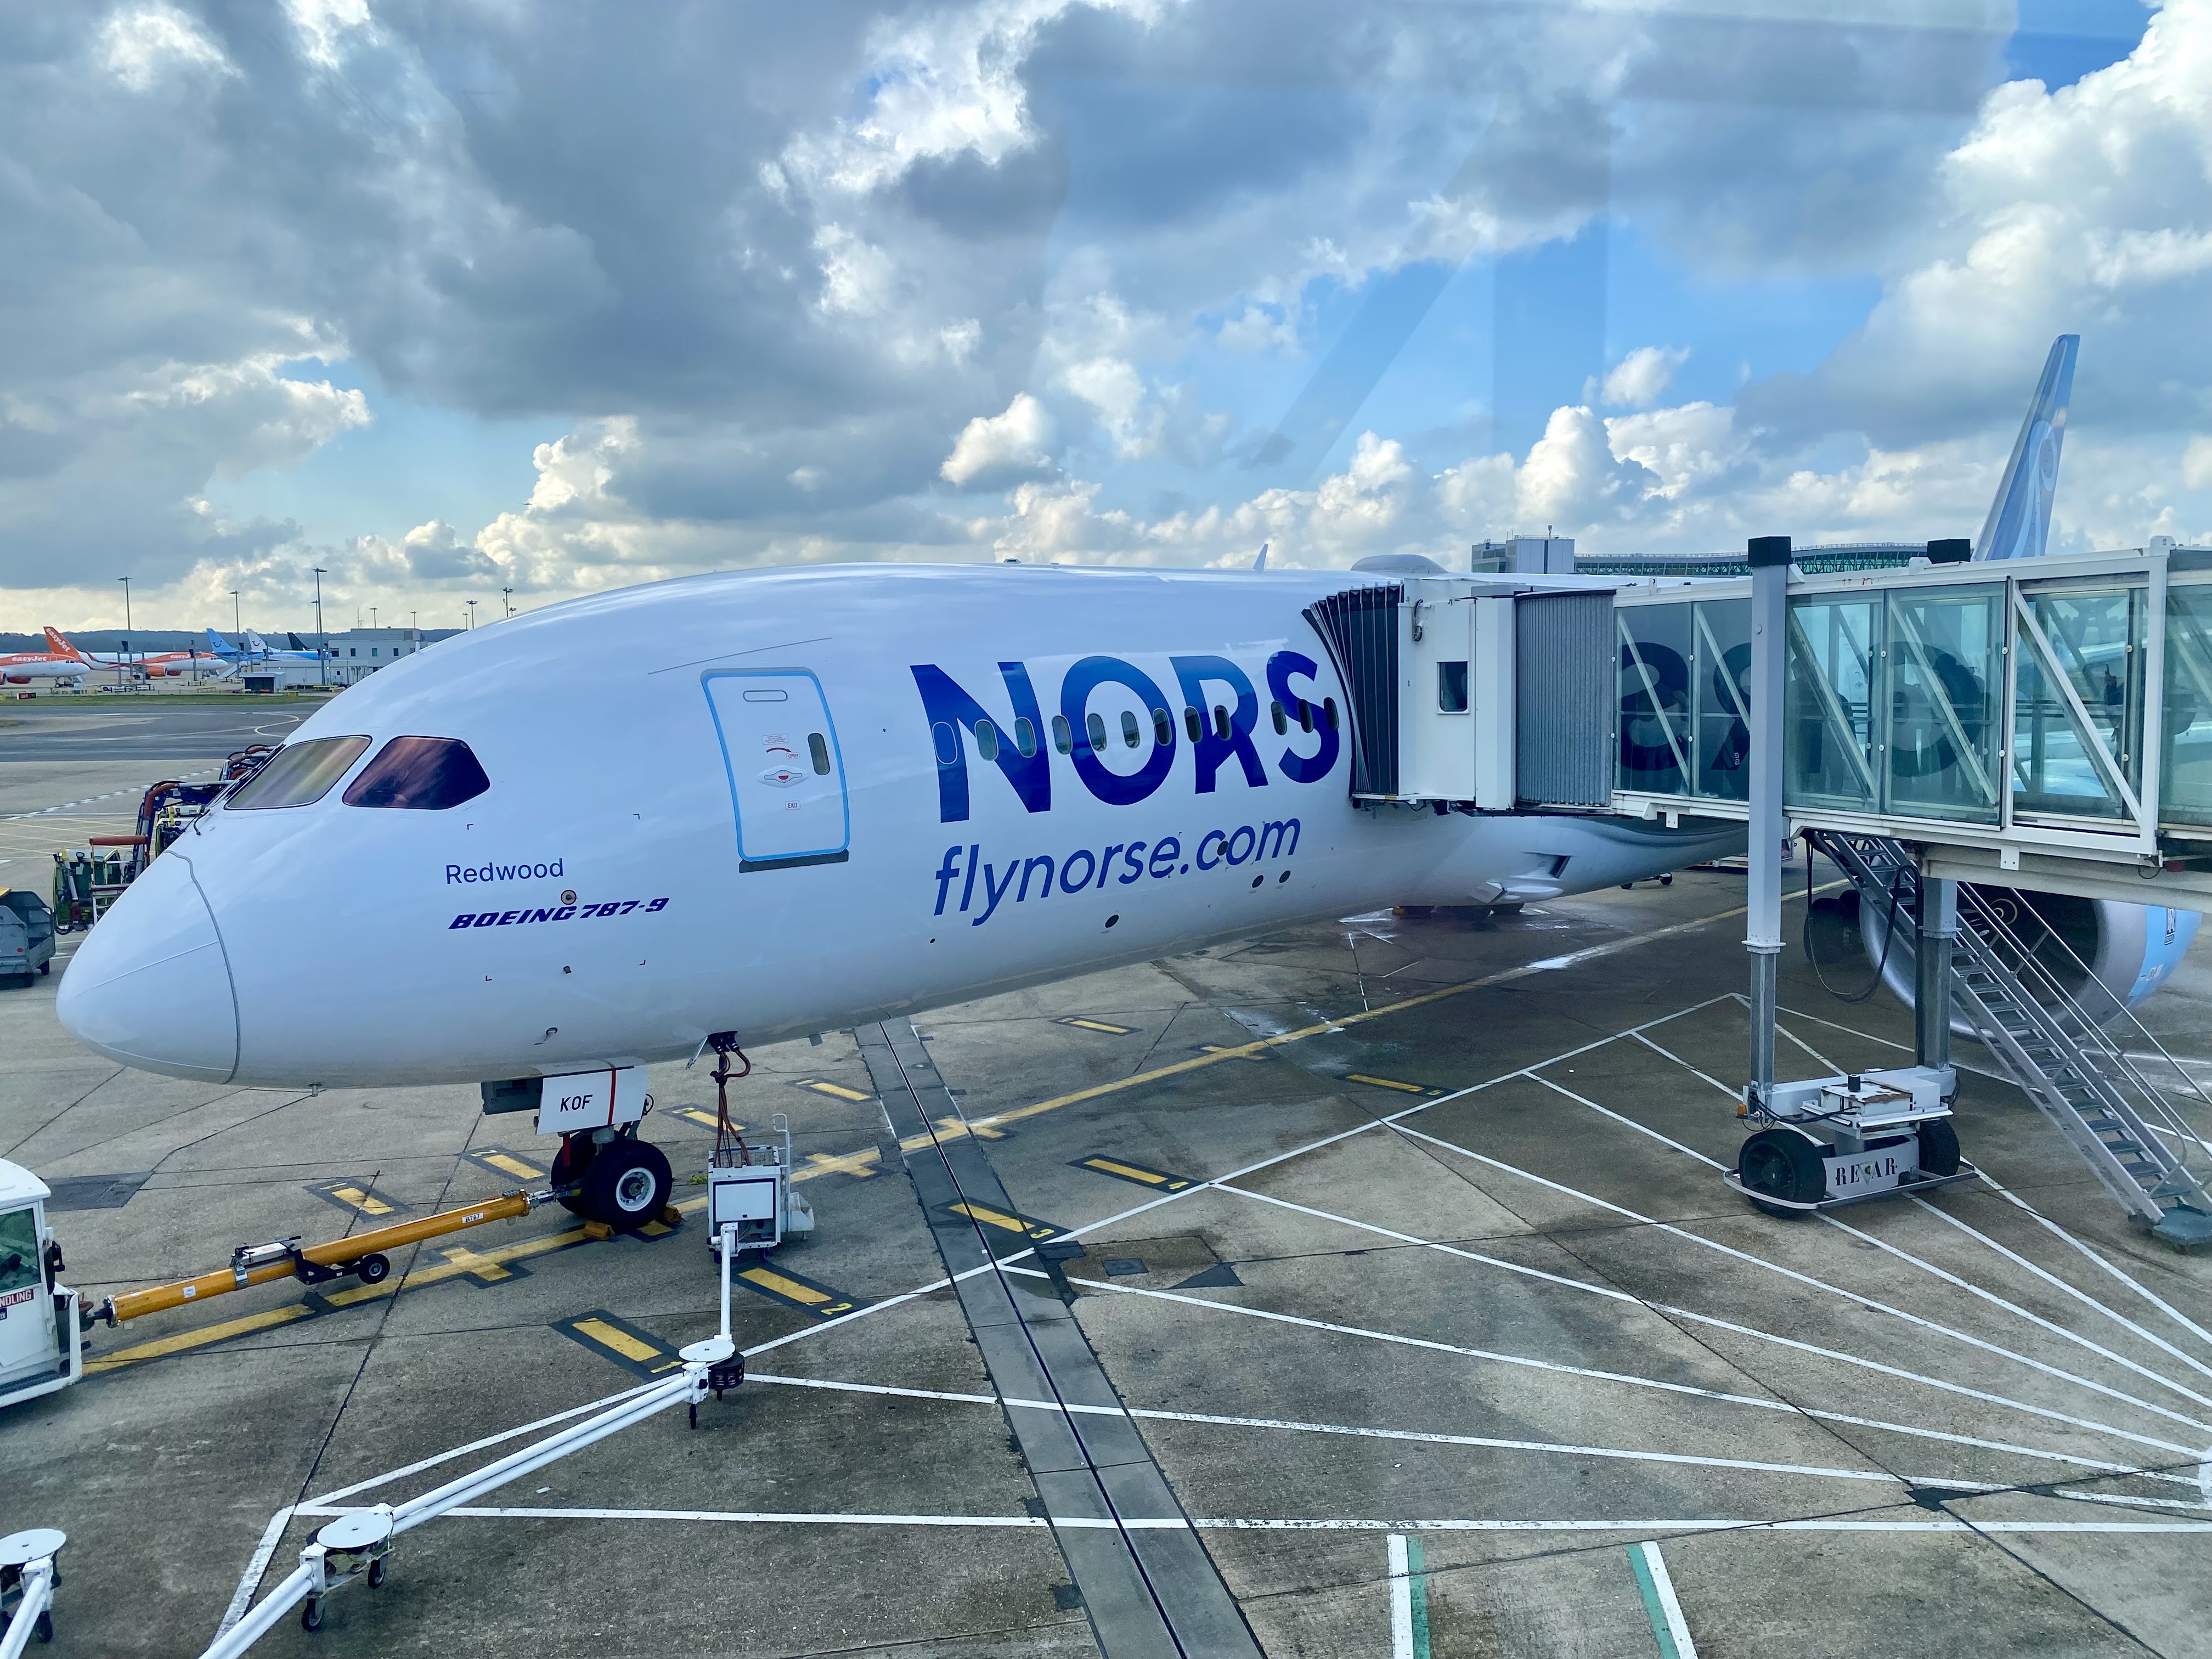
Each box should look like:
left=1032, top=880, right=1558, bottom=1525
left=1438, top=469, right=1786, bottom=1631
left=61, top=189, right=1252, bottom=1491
left=1082, top=1158, right=1166, bottom=1185
left=792, top=1077, right=873, bottom=1102
left=481, top=1152, right=542, bottom=1179
left=671, top=1107, right=723, bottom=1130
left=1056, top=1017, right=1136, bottom=1035
left=740, top=1267, right=831, bottom=1306
left=438, top=1244, right=512, bottom=1283
left=938, top=1115, right=1005, bottom=1141
left=948, top=1201, right=1060, bottom=1240
left=86, top=1305, right=312, bottom=1372
left=1346, top=1073, right=1438, bottom=1096
left=803, top=1149, right=880, bottom=1179
left=573, top=1317, right=665, bottom=1364
left=324, top=1224, right=591, bottom=1306
left=328, top=1184, right=395, bottom=1216
left=785, top=895, right=1780, bottom=1191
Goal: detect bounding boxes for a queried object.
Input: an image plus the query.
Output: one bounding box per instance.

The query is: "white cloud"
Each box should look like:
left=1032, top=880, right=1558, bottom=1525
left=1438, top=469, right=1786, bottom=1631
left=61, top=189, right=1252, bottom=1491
left=941, top=392, right=1058, bottom=487
left=2186, top=436, right=2212, bottom=491
left=99, top=3, right=234, bottom=89
left=1600, top=346, right=1691, bottom=409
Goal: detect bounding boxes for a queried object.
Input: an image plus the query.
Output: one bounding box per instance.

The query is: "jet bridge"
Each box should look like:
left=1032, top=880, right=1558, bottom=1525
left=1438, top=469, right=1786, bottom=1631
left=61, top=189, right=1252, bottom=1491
left=1306, top=541, right=2212, bottom=1242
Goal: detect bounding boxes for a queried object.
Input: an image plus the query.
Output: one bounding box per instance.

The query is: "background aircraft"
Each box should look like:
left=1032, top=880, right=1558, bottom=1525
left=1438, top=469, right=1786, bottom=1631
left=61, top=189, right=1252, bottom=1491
left=43, top=628, right=229, bottom=680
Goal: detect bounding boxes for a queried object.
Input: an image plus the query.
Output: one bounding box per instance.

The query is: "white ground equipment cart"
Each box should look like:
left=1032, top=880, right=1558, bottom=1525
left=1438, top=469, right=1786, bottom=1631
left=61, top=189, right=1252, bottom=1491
left=0, top=1160, right=82, bottom=1410
left=707, top=1111, right=815, bottom=1257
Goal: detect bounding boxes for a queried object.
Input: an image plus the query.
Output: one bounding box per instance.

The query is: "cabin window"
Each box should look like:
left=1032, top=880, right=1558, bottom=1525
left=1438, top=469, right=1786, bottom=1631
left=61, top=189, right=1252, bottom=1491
left=1052, top=714, right=1073, bottom=754
left=1152, top=708, right=1172, bottom=746
left=1212, top=704, right=1231, bottom=740
left=1269, top=699, right=1287, bottom=735
left=1299, top=699, right=1313, bottom=732
left=1439, top=661, right=1469, bottom=713
left=1323, top=697, right=1340, bottom=730
left=808, top=732, right=831, bottom=775
left=974, top=719, right=1000, bottom=761
left=1014, top=716, right=1037, bottom=758
left=1184, top=706, right=1202, bottom=742
left=1120, top=710, right=1141, bottom=748
left=933, top=721, right=960, bottom=766
left=225, top=736, right=371, bottom=810
left=342, top=736, right=492, bottom=810
left=1086, top=711, right=1108, bottom=752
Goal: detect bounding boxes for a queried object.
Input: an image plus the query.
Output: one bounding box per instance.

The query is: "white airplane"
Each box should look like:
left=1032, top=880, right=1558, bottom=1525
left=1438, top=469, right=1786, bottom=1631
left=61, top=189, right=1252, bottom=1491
left=0, top=647, right=88, bottom=687
left=55, top=336, right=2190, bottom=1232
left=54, top=560, right=1743, bottom=1223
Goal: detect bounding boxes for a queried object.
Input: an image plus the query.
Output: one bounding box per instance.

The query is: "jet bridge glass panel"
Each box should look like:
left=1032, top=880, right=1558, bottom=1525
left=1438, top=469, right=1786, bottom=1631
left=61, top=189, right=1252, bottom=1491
left=2012, top=584, right=2145, bottom=825
left=704, top=671, right=850, bottom=871
left=1614, top=599, right=1750, bottom=803
left=1882, top=584, right=2002, bottom=824
left=2164, top=580, right=2212, bottom=827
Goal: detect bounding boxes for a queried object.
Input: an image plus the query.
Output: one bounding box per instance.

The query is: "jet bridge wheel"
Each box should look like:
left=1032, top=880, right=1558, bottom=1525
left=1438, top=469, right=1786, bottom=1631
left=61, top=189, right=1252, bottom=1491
left=1737, top=1127, right=1826, bottom=1216
left=578, top=1137, right=673, bottom=1232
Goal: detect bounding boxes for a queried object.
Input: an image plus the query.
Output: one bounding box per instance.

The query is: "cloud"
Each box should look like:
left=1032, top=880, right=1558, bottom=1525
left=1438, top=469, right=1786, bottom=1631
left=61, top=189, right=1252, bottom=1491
left=941, top=392, right=1058, bottom=487
left=1600, top=346, right=1691, bottom=410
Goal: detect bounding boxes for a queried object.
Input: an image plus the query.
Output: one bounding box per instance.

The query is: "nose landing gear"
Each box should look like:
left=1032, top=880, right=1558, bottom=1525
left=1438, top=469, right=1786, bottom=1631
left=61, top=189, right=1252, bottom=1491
left=551, top=1130, right=673, bottom=1231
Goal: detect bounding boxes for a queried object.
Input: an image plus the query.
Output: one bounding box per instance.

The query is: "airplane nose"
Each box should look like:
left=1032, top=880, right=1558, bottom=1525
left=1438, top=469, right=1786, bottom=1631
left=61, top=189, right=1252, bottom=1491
left=57, top=850, right=239, bottom=1083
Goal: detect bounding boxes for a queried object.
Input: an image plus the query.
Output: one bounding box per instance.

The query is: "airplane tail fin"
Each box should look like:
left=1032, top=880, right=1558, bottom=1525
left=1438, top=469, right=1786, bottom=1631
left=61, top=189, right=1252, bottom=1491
left=1976, top=334, right=2078, bottom=561
left=286, top=632, right=308, bottom=652
left=206, top=628, right=236, bottom=657
left=1252, top=542, right=1268, bottom=572
left=43, top=627, right=86, bottom=661
left=245, top=630, right=272, bottom=654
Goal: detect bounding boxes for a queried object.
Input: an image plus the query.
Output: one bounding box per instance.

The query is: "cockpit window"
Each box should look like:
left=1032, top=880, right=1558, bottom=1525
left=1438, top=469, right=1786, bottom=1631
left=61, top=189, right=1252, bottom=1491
left=343, top=736, right=492, bottom=810
left=224, top=736, right=372, bottom=810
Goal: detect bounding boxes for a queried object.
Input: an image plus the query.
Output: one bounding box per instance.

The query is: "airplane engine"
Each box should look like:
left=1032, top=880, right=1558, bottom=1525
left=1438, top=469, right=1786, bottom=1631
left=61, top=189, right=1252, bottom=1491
left=1854, top=887, right=2198, bottom=1030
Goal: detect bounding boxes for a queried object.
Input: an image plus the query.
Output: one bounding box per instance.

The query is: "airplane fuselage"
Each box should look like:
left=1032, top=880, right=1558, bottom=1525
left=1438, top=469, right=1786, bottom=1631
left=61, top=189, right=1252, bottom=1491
left=59, top=564, right=1739, bottom=1088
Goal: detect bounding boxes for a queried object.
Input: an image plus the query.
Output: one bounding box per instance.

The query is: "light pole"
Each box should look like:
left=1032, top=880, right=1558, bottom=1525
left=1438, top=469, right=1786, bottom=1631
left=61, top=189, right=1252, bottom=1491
left=230, top=590, right=241, bottom=638
left=117, top=576, right=132, bottom=686
left=371, top=606, right=378, bottom=629
left=467, top=600, right=478, bottom=630
left=503, top=586, right=513, bottom=619
left=312, top=567, right=329, bottom=686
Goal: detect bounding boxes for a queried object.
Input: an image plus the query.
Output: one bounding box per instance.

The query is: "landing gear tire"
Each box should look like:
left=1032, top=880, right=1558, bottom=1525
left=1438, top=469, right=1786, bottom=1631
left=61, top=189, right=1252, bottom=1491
left=580, top=1138, right=672, bottom=1231
left=552, top=1135, right=599, bottom=1217
left=1737, top=1127, right=1826, bottom=1215
left=1916, top=1118, right=1962, bottom=1178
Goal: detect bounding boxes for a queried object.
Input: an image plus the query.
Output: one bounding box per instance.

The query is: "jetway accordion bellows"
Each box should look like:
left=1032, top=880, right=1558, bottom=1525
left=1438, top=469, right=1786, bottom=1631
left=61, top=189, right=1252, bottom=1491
left=1302, top=584, right=1401, bottom=798
left=1514, top=592, right=1615, bottom=808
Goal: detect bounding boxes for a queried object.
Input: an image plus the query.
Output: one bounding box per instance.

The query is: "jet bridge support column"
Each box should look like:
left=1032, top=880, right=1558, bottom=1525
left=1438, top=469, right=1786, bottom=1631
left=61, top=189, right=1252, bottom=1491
left=1915, top=875, right=1957, bottom=1074
left=1743, top=535, right=1791, bottom=1114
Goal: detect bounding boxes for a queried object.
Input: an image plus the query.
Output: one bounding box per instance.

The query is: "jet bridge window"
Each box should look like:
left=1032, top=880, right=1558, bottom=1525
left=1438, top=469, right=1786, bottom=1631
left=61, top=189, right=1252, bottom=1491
left=224, top=735, right=371, bottom=810
left=1438, top=662, right=1469, bottom=713
left=342, top=736, right=492, bottom=811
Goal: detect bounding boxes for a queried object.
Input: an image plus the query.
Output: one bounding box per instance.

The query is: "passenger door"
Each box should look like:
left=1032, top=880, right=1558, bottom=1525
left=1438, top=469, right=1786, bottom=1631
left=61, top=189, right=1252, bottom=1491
left=704, top=672, right=851, bottom=871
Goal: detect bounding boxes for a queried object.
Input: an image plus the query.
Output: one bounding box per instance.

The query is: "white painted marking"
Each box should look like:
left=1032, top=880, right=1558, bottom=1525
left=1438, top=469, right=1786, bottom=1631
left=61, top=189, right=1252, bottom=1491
left=285, top=1505, right=2212, bottom=1534
left=1388, top=1534, right=1414, bottom=1658
left=1980, top=1172, right=2212, bottom=1355
left=748, top=1371, right=1900, bottom=1484
left=1215, top=1176, right=2199, bottom=1478
left=1637, top=1540, right=1700, bottom=1657
left=1563, top=1039, right=2212, bottom=1424
left=307, top=1381, right=660, bottom=1505
left=1423, top=1099, right=2212, bottom=1446
left=219, top=1505, right=295, bottom=1633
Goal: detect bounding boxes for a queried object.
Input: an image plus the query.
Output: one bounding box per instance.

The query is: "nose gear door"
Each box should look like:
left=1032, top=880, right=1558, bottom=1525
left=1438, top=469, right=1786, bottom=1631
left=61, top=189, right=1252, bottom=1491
left=704, top=671, right=851, bottom=871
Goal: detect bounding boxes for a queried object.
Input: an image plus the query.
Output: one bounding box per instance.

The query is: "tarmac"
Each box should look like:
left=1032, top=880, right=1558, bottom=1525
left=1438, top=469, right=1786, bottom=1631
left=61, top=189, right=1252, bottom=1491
left=3, top=723, right=2211, bottom=1658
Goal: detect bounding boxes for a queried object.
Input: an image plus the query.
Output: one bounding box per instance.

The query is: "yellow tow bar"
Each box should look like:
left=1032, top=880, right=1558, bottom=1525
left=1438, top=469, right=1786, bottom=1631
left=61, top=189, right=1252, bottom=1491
left=95, top=1189, right=550, bottom=1325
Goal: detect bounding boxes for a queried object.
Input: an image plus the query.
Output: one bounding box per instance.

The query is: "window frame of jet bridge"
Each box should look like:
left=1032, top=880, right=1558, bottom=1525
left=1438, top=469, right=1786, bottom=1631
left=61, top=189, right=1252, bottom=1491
left=342, top=736, right=493, bottom=811
left=222, top=736, right=373, bottom=810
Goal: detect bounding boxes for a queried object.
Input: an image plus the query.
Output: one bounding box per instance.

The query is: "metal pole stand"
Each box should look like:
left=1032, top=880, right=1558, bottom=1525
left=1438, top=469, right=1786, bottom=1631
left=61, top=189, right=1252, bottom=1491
left=679, top=1222, right=746, bottom=1429
left=1725, top=539, right=1975, bottom=1216
left=0, top=1529, right=64, bottom=1658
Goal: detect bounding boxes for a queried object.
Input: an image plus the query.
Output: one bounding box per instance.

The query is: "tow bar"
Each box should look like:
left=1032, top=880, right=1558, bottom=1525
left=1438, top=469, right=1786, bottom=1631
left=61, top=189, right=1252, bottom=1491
left=93, top=1189, right=561, bottom=1327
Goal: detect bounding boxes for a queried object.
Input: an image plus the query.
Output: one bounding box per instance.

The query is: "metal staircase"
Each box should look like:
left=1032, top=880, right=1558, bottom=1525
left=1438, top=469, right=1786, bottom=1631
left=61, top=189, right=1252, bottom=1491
left=1815, top=833, right=2212, bottom=1248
